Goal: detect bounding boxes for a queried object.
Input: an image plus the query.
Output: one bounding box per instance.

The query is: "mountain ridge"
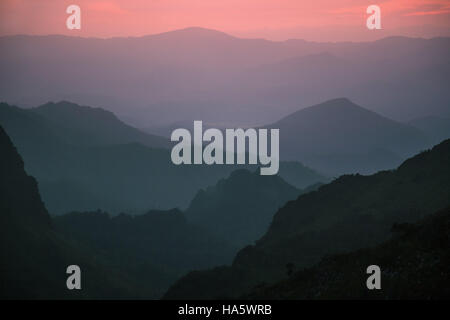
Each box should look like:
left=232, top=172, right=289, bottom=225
left=1, top=28, right=443, bottom=43
left=163, top=138, right=450, bottom=299
left=2, top=33, right=448, bottom=124
left=0, top=101, right=325, bottom=214
left=0, top=125, right=140, bottom=299
left=186, top=169, right=301, bottom=247
left=31, top=100, right=168, bottom=148
left=267, top=98, right=430, bottom=175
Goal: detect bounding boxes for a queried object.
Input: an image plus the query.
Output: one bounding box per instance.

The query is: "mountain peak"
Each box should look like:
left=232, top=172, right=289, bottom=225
left=35, top=100, right=115, bottom=119
left=186, top=168, right=300, bottom=247
left=307, top=97, right=359, bottom=110
left=30, top=100, right=168, bottom=148
left=152, top=27, right=235, bottom=40
left=275, top=98, right=372, bottom=124
left=269, top=98, right=429, bottom=175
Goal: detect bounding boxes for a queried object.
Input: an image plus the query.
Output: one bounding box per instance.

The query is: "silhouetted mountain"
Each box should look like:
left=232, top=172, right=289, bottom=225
left=268, top=98, right=430, bottom=175
left=1, top=32, right=448, bottom=126
left=0, top=124, right=238, bottom=298
left=0, top=103, right=234, bottom=213
left=0, top=102, right=325, bottom=214
left=163, top=139, right=450, bottom=299
left=186, top=169, right=300, bottom=247
left=245, top=207, right=450, bottom=299
left=0, top=125, right=50, bottom=226
left=409, top=115, right=450, bottom=145
left=53, top=208, right=236, bottom=298
left=0, top=125, right=136, bottom=299
left=32, top=101, right=168, bottom=148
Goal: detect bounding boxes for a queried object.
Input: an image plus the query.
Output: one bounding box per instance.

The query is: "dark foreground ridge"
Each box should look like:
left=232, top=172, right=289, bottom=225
left=244, top=206, right=450, bottom=299
left=164, top=139, right=450, bottom=299
left=0, top=125, right=136, bottom=299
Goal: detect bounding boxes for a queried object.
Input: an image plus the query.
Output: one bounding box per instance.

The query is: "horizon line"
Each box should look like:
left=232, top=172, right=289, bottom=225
left=1, top=26, right=448, bottom=44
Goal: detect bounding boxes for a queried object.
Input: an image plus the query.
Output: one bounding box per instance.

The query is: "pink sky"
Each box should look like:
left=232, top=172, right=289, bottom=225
left=1, top=0, right=449, bottom=41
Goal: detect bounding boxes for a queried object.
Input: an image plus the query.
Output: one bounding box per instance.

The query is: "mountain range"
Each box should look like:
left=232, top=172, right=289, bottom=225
left=53, top=208, right=236, bottom=298
left=2, top=119, right=449, bottom=299
left=269, top=98, right=430, bottom=174
left=164, top=138, right=450, bottom=299
left=1, top=29, right=449, bottom=127
left=2, top=26, right=450, bottom=301
left=52, top=168, right=308, bottom=296
left=145, top=98, right=436, bottom=175
left=0, top=123, right=318, bottom=298
left=32, top=101, right=168, bottom=148
left=185, top=169, right=301, bottom=247
left=0, top=101, right=326, bottom=214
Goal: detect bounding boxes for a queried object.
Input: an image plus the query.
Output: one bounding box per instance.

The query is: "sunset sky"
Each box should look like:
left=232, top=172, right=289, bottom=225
left=1, top=0, right=449, bottom=41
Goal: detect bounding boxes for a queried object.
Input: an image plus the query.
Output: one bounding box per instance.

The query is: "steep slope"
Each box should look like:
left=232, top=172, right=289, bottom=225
left=163, top=139, right=450, bottom=299
left=245, top=207, right=450, bottom=299
left=268, top=98, right=430, bottom=175
left=186, top=169, right=301, bottom=247
left=0, top=124, right=50, bottom=226
left=0, top=125, right=136, bottom=299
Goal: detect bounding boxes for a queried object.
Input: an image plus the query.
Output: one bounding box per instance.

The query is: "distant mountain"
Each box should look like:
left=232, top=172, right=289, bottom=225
left=163, top=139, right=450, bottom=299
left=245, top=207, right=450, bottom=299
left=268, top=98, right=430, bottom=175
left=0, top=102, right=324, bottom=214
left=34, top=101, right=167, bottom=148
left=0, top=100, right=168, bottom=157
left=1, top=31, right=448, bottom=126
left=0, top=102, right=226, bottom=213
left=186, top=169, right=300, bottom=247
left=409, top=115, right=450, bottom=145
left=251, top=52, right=348, bottom=84
left=53, top=208, right=236, bottom=298
left=0, top=125, right=136, bottom=299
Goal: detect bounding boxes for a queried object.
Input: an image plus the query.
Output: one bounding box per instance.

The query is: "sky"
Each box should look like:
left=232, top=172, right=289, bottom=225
left=0, top=0, right=449, bottom=41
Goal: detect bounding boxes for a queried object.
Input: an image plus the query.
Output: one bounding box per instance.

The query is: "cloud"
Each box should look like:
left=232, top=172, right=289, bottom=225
left=404, top=2, right=450, bottom=16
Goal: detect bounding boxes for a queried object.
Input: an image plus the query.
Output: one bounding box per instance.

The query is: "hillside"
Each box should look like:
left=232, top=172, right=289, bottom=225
left=0, top=125, right=136, bottom=299
left=0, top=124, right=240, bottom=298
left=186, top=169, right=301, bottom=247
left=0, top=101, right=167, bottom=149
left=268, top=98, right=430, bottom=175
left=245, top=207, right=450, bottom=299
left=32, top=101, right=168, bottom=148
left=163, top=139, right=450, bottom=299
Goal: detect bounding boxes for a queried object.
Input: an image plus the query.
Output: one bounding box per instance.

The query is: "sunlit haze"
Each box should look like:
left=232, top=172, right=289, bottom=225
left=1, top=0, right=450, bottom=41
